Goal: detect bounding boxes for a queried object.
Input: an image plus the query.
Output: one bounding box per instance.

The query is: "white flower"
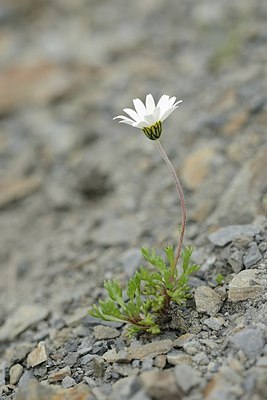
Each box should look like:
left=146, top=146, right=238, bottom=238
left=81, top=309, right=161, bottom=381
left=113, top=94, right=182, bottom=140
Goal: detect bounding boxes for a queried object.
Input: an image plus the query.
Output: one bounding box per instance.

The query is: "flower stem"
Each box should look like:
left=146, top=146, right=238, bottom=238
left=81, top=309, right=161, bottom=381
left=155, top=140, right=187, bottom=274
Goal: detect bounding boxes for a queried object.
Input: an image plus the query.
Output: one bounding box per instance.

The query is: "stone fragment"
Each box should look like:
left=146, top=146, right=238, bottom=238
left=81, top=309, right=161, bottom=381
left=228, top=250, right=244, bottom=273
left=0, top=362, right=5, bottom=386
left=48, top=366, right=71, bottom=382
left=173, top=333, right=195, bottom=348
left=120, top=248, right=143, bottom=278
left=231, top=328, right=264, bottom=359
left=203, top=316, right=225, bottom=331
left=193, top=352, right=209, bottom=365
left=0, top=305, right=49, bottom=342
left=93, top=325, right=120, bottom=340
left=174, top=365, right=201, bottom=393
left=112, top=376, right=141, bottom=399
left=204, top=366, right=243, bottom=400
left=102, top=348, right=118, bottom=363
left=27, top=342, right=47, bottom=368
left=89, top=355, right=105, bottom=378
left=91, top=218, right=141, bottom=246
left=167, top=351, right=193, bottom=365
left=154, top=355, right=167, bottom=368
left=15, top=379, right=94, bottom=400
left=228, top=270, right=263, bottom=301
left=127, top=339, right=173, bottom=361
left=65, top=308, right=88, bottom=327
left=208, top=224, right=260, bottom=247
left=0, top=178, right=41, bottom=209
left=206, top=146, right=267, bottom=227
left=129, top=390, right=151, bottom=400
left=5, top=343, right=33, bottom=364
left=181, top=147, right=216, bottom=190
left=62, top=376, right=76, bottom=388
left=194, top=286, right=223, bottom=316
left=9, top=364, right=23, bottom=385
left=243, top=242, right=262, bottom=268
left=112, top=363, right=139, bottom=377
left=140, top=370, right=182, bottom=400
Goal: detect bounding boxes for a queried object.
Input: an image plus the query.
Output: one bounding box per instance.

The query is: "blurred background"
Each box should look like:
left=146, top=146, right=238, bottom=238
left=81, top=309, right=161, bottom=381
left=0, top=0, right=266, bottom=322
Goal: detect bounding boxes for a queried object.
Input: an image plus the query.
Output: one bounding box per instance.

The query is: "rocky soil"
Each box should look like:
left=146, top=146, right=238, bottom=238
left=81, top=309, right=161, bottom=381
left=0, top=0, right=267, bottom=399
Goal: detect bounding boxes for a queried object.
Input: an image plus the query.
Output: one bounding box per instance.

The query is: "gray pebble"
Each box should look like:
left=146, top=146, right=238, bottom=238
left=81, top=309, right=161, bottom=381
left=243, top=242, right=262, bottom=268
left=62, top=376, right=76, bottom=388
left=231, top=328, right=264, bottom=359
left=208, top=225, right=260, bottom=247
left=174, top=364, right=201, bottom=393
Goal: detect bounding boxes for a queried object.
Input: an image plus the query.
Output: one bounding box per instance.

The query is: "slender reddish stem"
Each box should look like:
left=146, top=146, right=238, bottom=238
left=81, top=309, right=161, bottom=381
left=155, top=140, right=187, bottom=273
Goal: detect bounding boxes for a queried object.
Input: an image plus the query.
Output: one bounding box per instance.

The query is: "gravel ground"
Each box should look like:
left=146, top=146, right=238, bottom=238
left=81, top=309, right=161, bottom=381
left=0, top=1, right=267, bottom=399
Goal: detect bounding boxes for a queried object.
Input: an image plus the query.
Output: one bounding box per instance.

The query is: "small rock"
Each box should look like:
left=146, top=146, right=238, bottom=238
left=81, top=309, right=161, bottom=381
left=183, top=340, right=201, bottom=356
left=102, top=348, right=118, bottom=363
left=0, top=305, right=49, bottom=342
left=181, top=147, right=216, bottom=190
left=193, top=352, right=209, bottom=365
left=194, top=286, right=223, bottom=316
left=228, top=270, right=263, bottom=301
left=129, top=390, right=151, bottom=400
left=93, top=325, right=120, bottom=340
left=173, top=333, right=195, bottom=348
left=27, top=342, right=47, bottom=368
left=65, top=308, right=88, bottom=327
left=243, top=242, right=262, bottom=268
left=112, top=376, right=141, bottom=399
left=5, top=343, right=33, bottom=364
left=0, top=362, right=5, bottom=386
left=0, top=178, right=41, bottom=209
left=167, top=351, right=193, bottom=365
left=89, top=355, right=105, bottom=378
left=208, top=225, right=260, bottom=247
left=228, top=250, right=244, bottom=273
left=140, top=370, right=182, bottom=400
left=204, top=316, right=225, bottom=331
left=120, top=248, right=143, bottom=278
left=62, top=376, right=76, bottom=388
left=9, top=364, right=23, bottom=385
left=204, top=366, right=243, bottom=400
left=127, top=339, right=173, bottom=361
left=174, top=365, right=201, bottom=393
left=231, top=328, right=264, bottom=359
left=141, top=358, right=153, bottom=371
left=91, top=218, right=141, bottom=246
left=154, top=355, right=167, bottom=369
left=112, top=363, right=139, bottom=377
left=15, top=379, right=94, bottom=400
left=64, top=352, right=79, bottom=367
left=48, top=366, right=71, bottom=382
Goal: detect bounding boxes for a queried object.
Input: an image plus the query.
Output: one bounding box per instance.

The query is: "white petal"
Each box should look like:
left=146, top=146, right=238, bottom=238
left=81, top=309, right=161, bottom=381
left=133, top=120, right=148, bottom=128
left=123, top=108, right=141, bottom=122
left=113, top=115, right=134, bottom=123
left=174, top=100, right=182, bottom=107
left=133, top=98, right=147, bottom=118
left=168, top=96, right=177, bottom=107
left=152, top=106, right=161, bottom=121
left=157, top=95, right=170, bottom=109
left=119, top=120, right=136, bottom=126
left=145, top=94, right=156, bottom=114
left=160, top=106, right=178, bottom=122
left=144, top=113, right=156, bottom=125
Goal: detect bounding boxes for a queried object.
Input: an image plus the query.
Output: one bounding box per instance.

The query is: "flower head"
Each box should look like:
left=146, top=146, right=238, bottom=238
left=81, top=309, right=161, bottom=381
left=113, top=94, right=182, bottom=140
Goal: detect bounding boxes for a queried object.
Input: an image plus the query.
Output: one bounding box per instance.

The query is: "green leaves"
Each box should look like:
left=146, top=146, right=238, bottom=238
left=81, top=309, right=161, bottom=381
left=89, top=245, right=199, bottom=335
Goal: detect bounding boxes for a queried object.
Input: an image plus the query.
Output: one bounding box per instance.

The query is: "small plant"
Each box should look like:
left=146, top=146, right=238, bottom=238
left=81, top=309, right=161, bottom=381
left=215, top=273, right=224, bottom=286
left=90, top=94, right=199, bottom=335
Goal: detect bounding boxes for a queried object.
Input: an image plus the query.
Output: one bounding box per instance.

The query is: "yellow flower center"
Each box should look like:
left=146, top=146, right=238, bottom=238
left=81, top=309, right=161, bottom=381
left=142, top=121, right=162, bottom=140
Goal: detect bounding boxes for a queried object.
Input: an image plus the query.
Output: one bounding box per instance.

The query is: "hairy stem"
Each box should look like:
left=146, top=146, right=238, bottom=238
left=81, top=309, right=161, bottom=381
left=155, top=140, right=187, bottom=273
